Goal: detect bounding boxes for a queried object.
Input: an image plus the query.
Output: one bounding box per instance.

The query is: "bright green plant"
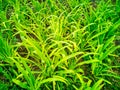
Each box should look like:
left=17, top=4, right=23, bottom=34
left=0, top=0, right=120, bottom=90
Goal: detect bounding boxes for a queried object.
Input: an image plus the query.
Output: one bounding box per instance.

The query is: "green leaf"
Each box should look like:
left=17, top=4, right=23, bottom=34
left=91, top=79, right=104, bottom=90
left=12, top=79, right=29, bottom=89
left=36, top=75, right=68, bottom=90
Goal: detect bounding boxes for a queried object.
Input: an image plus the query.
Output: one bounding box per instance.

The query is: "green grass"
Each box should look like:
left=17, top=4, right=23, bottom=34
left=0, top=0, right=120, bottom=90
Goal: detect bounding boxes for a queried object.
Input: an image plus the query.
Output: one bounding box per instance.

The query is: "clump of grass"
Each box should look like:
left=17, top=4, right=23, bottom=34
left=0, top=0, right=120, bottom=90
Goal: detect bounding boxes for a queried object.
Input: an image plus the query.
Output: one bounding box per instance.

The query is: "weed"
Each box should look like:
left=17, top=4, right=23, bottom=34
left=0, top=0, right=120, bottom=90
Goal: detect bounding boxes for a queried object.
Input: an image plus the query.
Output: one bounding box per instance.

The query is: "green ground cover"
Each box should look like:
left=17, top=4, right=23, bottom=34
left=0, top=0, right=120, bottom=90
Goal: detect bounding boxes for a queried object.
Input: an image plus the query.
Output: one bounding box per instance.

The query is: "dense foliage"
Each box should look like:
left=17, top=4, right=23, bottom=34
left=0, top=0, right=120, bottom=90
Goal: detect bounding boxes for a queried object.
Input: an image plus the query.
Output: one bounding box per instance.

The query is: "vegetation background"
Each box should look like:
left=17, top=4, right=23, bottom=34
left=0, top=0, right=120, bottom=90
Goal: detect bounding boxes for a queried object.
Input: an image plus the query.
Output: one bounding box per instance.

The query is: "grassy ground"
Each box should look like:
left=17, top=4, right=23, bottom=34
left=0, top=0, right=120, bottom=90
